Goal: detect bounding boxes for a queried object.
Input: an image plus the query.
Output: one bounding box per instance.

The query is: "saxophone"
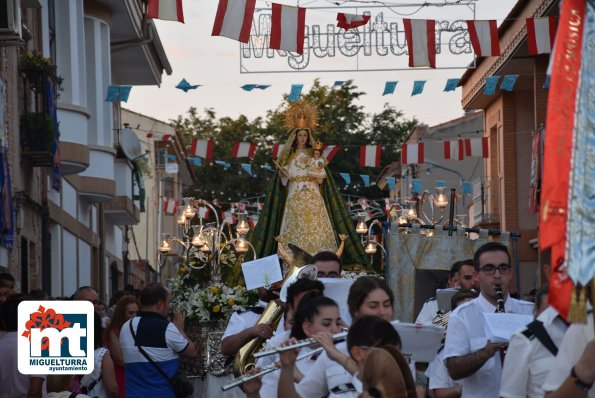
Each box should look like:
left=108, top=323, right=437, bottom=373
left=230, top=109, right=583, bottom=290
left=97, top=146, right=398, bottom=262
left=495, top=284, right=505, bottom=313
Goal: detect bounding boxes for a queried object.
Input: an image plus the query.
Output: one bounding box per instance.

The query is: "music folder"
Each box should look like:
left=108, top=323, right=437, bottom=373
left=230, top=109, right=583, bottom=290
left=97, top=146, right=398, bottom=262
left=436, top=288, right=458, bottom=311
left=482, top=313, right=533, bottom=343
left=390, top=321, right=444, bottom=363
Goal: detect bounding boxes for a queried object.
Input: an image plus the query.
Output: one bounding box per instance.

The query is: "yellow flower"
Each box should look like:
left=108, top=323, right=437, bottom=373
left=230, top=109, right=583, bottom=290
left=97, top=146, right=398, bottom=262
left=227, top=299, right=234, bottom=306
left=210, top=286, right=219, bottom=294
left=179, top=267, right=186, bottom=274
left=213, top=305, right=221, bottom=313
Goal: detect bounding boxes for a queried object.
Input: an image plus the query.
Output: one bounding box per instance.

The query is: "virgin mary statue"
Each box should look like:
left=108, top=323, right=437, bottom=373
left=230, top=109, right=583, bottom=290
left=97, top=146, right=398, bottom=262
left=250, top=101, right=369, bottom=267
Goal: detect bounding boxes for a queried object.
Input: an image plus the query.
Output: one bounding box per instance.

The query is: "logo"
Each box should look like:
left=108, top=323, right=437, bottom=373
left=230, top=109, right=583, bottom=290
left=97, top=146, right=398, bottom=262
left=18, top=301, right=94, bottom=374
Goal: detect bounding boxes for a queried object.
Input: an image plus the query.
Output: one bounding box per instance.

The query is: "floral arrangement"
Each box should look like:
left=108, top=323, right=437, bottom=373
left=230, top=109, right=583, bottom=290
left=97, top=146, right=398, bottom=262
left=170, top=275, right=258, bottom=323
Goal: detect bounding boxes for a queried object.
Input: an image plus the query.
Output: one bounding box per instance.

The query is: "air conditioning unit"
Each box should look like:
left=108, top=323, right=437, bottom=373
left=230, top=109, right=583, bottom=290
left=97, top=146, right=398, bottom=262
left=0, top=0, right=22, bottom=42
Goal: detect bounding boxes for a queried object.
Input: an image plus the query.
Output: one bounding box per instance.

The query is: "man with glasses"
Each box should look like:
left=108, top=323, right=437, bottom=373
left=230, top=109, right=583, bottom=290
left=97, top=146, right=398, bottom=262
left=443, top=242, right=533, bottom=398
left=312, top=251, right=342, bottom=278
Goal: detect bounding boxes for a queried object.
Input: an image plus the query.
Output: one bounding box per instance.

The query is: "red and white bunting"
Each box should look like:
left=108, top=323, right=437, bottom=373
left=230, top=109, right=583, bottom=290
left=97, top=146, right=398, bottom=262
left=163, top=198, right=178, bottom=215
left=232, top=142, right=256, bottom=158
left=444, top=139, right=465, bottom=160
left=323, top=145, right=340, bottom=162
left=147, top=0, right=184, bottom=23
left=212, top=0, right=256, bottom=43
left=223, top=211, right=234, bottom=223
left=272, top=143, right=285, bottom=159
left=336, top=13, right=370, bottom=31
left=236, top=202, right=247, bottom=212
left=190, top=139, right=214, bottom=159
left=197, top=206, right=210, bottom=219
left=526, top=17, right=557, bottom=55
left=403, top=19, right=436, bottom=68
left=466, top=20, right=500, bottom=56
left=146, top=132, right=173, bottom=141
left=359, top=145, right=381, bottom=168
left=270, top=3, right=306, bottom=54
left=464, top=137, right=489, bottom=158
left=401, top=143, right=425, bottom=164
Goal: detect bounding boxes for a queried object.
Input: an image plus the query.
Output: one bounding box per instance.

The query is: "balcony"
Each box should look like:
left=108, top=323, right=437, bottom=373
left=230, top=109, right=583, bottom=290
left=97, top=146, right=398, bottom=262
left=104, top=159, right=140, bottom=225
left=20, top=112, right=55, bottom=167
left=57, top=104, right=91, bottom=175
left=73, top=146, right=116, bottom=203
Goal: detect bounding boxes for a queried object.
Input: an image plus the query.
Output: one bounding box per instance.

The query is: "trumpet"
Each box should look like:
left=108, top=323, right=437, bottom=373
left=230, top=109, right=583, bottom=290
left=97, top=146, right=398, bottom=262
left=253, top=330, right=348, bottom=359
left=222, top=346, right=324, bottom=391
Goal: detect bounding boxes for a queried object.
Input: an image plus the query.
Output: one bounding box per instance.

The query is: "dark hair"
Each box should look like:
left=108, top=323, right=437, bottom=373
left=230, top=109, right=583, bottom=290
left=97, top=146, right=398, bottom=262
left=473, top=242, right=511, bottom=271
left=139, top=283, right=169, bottom=307
left=291, top=293, right=338, bottom=340
left=105, top=296, right=140, bottom=339
left=1, top=294, right=30, bottom=331
left=451, top=259, right=472, bottom=278
left=28, top=289, right=48, bottom=300
left=286, top=278, right=324, bottom=308
left=534, top=283, right=549, bottom=310
left=92, top=312, right=103, bottom=349
left=0, top=272, right=15, bottom=285
left=290, top=129, right=312, bottom=151
left=451, top=289, right=478, bottom=310
left=347, top=316, right=401, bottom=353
left=347, top=276, right=394, bottom=319
left=312, top=251, right=341, bottom=265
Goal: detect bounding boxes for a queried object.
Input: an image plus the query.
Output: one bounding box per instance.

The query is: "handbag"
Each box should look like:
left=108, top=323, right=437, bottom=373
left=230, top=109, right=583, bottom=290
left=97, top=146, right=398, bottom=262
left=129, top=321, right=193, bottom=398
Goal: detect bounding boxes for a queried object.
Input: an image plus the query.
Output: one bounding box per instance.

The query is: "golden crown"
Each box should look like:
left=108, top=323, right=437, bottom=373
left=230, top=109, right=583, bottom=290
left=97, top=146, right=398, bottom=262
left=284, top=100, right=318, bottom=131
left=314, top=140, right=324, bottom=150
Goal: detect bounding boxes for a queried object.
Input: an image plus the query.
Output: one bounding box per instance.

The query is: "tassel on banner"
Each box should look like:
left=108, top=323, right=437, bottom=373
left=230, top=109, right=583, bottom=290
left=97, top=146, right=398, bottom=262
left=567, top=285, right=587, bottom=324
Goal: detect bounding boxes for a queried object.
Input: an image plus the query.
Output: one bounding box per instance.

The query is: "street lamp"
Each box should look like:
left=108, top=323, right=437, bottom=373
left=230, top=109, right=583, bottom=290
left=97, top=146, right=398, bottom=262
left=157, top=197, right=256, bottom=284
left=355, top=216, right=387, bottom=270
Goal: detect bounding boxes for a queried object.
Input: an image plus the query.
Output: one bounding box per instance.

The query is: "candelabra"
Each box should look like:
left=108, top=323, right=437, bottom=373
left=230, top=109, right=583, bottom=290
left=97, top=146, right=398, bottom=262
left=158, top=197, right=256, bottom=284
left=355, top=217, right=387, bottom=269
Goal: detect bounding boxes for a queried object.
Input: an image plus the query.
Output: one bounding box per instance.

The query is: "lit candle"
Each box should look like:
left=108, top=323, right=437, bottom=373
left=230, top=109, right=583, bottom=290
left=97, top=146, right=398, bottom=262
left=365, top=242, right=377, bottom=254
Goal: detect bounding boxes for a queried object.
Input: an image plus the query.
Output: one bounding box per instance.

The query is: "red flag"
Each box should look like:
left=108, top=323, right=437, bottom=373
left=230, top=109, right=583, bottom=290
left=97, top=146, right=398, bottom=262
left=163, top=198, right=178, bottom=214
left=443, top=139, right=465, bottom=160
left=526, top=17, right=557, bottom=55
left=270, top=3, right=306, bottom=54
left=336, top=13, right=370, bottom=31
left=466, top=20, right=500, bottom=56
left=190, top=139, right=213, bottom=159
left=403, top=19, right=436, bottom=68
left=232, top=142, right=256, bottom=158
left=272, top=144, right=284, bottom=159
left=323, top=145, right=340, bottom=162
left=147, top=0, right=184, bottom=23
left=401, top=143, right=424, bottom=164
left=359, top=145, right=381, bottom=168
left=212, top=0, right=256, bottom=43
left=464, top=137, right=489, bottom=158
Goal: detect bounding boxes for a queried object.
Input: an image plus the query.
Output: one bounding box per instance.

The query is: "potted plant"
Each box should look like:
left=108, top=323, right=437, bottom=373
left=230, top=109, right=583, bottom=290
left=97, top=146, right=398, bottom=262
left=20, top=112, right=56, bottom=153
left=19, top=51, right=63, bottom=93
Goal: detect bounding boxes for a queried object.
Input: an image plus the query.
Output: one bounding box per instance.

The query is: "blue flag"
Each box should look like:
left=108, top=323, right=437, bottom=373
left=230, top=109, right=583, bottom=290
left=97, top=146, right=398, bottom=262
left=105, top=85, right=132, bottom=102
left=543, top=75, right=551, bottom=89
left=444, top=78, right=460, bottom=92
left=215, top=160, right=231, bottom=170
left=340, top=173, right=351, bottom=185
left=382, top=81, right=398, bottom=96
left=484, top=76, right=500, bottom=95
left=360, top=174, right=370, bottom=187
left=262, top=165, right=274, bottom=172
left=255, top=85, right=270, bottom=90
left=188, top=157, right=202, bottom=166
left=175, top=79, right=200, bottom=93
left=165, top=154, right=176, bottom=160
left=333, top=81, right=346, bottom=88
left=411, top=81, right=426, bottom=96
left=386, top=177, right=396, bottom=190
left=436, top=180, right=446, bottom=188
left=500, top=75, right=519, bottom=92
left=288, top=84, right=304, bottom=102
left=462, top=181, right=472, bottom=195
left=241, top=84, right=258, bottom=91
left=241, top=163, right=253, bottom=176
left=411, top=179, right=422, bottom=193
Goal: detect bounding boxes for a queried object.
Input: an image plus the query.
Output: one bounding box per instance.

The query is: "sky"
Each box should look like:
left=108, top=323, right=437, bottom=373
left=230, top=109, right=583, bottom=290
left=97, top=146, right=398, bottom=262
left=125, top=0, right=518, bottom=129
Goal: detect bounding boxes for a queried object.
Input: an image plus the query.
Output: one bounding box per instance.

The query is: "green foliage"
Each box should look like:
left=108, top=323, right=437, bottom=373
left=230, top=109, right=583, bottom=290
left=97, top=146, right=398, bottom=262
left=20, top=112, right=57, bottom=152
left=19, top=51, right=64, bottom=93
left=173, top=80, right=417, bottom=202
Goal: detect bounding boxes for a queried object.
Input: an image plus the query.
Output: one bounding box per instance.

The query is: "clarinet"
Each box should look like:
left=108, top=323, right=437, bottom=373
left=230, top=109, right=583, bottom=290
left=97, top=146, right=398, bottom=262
left=495, top=284, right=505, bottom=313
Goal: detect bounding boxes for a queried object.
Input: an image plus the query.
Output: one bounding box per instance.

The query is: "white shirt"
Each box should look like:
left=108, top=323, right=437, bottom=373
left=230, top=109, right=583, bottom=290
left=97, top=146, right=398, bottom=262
left=0, top=332, right=47, bottom=398
left=543, top=314, right=595, bottom=397
left=256, top=329, right=291, bottom=370
left=222, top=301, right=268, bottom=340
left=443, top=293, right=533, bottom=398
left=416, top=298, right=439, bottom=325
left=426, top=347, right=460, bottom=391
left=500, top=307, right=568, bottom=398
left=294, top=342, right=360, bottom=398
left=259, top=346, right=318, bottom=398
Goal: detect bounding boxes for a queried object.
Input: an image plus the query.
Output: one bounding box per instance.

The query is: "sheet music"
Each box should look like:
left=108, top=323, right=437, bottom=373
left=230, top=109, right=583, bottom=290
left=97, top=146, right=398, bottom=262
left=241, top=254, right=283, bottom=291
left=320, top=278, right=354, bottom=326
left=390, top=321, right=444, bottom=363
left=436, top=288, right=458, bottom=311
left=483, top=313, right=533, bottom=343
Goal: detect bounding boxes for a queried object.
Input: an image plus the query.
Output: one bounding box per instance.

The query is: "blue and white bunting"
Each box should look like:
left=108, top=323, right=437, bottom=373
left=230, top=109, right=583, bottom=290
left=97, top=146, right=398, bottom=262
left=462, top=181, right=472, bottom=195
left=288, top=84, right=304, bottom=102
left=500, top=75, right=519, bottom=91
left=241, top=163, right=253, bottom=176
left=386, top=177, right=396, bottom=190
left=484, top=76, right=500, bottom=95
left=444, top=78, right=460, bottom=92
left=105, top=85, right=132, bottom=102
left=382, top=81, right=398, bottom=96
left=215, top=160, right=231, bottom=170
left=436, top=180, right=446, bottom=188
left=340, top=173, right=351, bottom=185
left=411, top=179, right=422, bottom=193
left=175, top=79, right=200, bottom=93
left=411, top=81, right=426, bottom=96
left=360, top=174, right=370, bottom=187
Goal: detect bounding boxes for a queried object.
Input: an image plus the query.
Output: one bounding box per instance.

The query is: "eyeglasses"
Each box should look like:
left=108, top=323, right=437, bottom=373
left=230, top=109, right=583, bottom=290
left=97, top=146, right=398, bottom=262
left=479, top=264, right=511, bottom=275
left=317, top=271, right=339, bottom=278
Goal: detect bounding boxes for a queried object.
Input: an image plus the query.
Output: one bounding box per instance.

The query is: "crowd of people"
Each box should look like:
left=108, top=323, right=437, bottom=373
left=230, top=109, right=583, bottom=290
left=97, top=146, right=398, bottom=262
left=1, top=241, right=594, bottom=398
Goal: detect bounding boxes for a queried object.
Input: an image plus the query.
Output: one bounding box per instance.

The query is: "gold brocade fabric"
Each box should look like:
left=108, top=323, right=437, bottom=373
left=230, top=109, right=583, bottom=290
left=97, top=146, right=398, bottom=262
left=278, top=150, right=337, bottom=256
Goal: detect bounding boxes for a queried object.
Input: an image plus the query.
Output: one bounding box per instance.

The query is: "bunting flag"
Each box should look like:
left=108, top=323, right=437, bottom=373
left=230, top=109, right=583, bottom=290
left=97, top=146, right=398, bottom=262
left=147, top=0, right=184, bottom=23
left=241, top=84, right=271, bottom=91
left=444, top=78, right=460, bottom=92
left=190, top=139, right=213, bottom=159
left=466, top=20, right=500, bottom=56
left=464, top=137, right=489, bottom=158
left=462, top=181, right=473, bottom=195
left=146, top=132, right=173, bottom=141
left=435, top=180, right=446, bottom=188
left=484, top=76, right=500, bottom=95
left=386, top=177, right=396, bottom=190
left=105, top=86, right=132, bottom=102
left=323, top=145, right=340, bottom=161
left=223, top=211, right=234, bottom=223
left=198, top=206, right=210, bottom=219
left=500, top=75, right=519, bottom=91
left=382, top=81, right=398, bottom=95
left=336, top=13, right=370, bottom=31
left=188, top=157, right=202, bottom=166
left=232, top=142, right=256, bottom=158
left=411, top=179, right=422, bottom=193
left=401, top=143, right=424, bottom=164
left=262, top=165, right=275, bottom=172
left=212, top=0, right=256, bottom=43
left=340, top=173, right=351, bottom=185
left=403, top=19, right=436, bottom=68
left=215, top=160, right=231, bottom=169
left=411, top=80, right=426, bottom=96
left=163, top=198, right=178, bottom=214
left=526, top=17, right=557, bottom=55
left=359, top=145, right=381, bottom=168
left=175, top=79, right=200, bottom=92
left=241, top=163, right=253, bottom=176
left=444, top=139, right=465, bottom=160
left=270, top=4, right=306, bottom=54
left=288, top=84, right=304, bottom=101
left=332, top=81, right=346, bottom=88
left=272, top=144, right=285, bottom=159
left=360, top=174, right=370, bottom=187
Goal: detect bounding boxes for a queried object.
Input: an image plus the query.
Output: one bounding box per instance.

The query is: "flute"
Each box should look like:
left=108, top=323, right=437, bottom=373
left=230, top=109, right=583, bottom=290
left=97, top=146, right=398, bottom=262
left=221, top=346, right=324, bottom=391
left=253, top=330, right=348, bottom=359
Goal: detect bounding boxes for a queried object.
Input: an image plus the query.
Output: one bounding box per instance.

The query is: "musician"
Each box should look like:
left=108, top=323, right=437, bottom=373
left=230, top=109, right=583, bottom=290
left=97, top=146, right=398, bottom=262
left=277, top=276, right=395, bottom=397
left=416, top=260, right=465, bottom=325
left=444, top=242, right=533, bottom=398
left=258, top=294, right=343, bottom=397
left=458, top=259, right=478, bottom=292
left=312, top=251, right=342, bottom=278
